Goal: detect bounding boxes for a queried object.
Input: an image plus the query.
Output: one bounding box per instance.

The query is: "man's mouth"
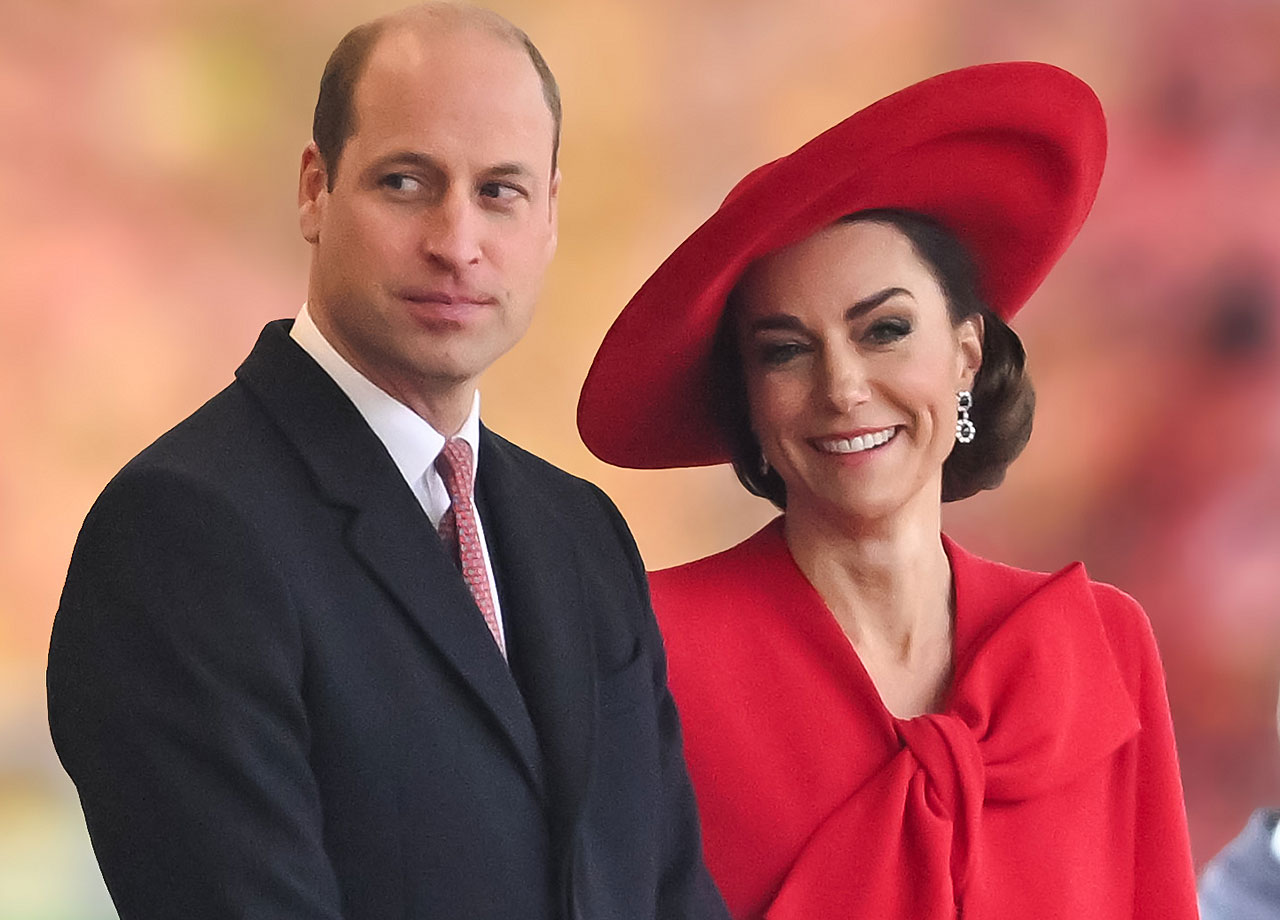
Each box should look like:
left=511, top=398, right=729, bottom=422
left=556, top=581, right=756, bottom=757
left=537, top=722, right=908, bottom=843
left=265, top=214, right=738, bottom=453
left=398, top=288, right=496, bottom=307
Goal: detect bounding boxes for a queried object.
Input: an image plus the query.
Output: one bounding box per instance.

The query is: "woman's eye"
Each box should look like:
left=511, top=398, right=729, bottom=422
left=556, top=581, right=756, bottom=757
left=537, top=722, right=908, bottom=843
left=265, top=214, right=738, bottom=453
left=381, top=174, right=423, bottom=193
left=759, top=342, right=808, bottom=366
left=864, top=317, right=911, bottom=344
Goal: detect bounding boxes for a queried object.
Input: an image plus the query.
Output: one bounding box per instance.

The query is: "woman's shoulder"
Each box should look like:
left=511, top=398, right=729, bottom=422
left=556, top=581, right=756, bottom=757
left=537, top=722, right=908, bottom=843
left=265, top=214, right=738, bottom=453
left=946, top=536, right=1159, bottom=671
left=649, top=517, right=787, bottom=597
left=647, top=518, right=807, bottom=643
left=1082, top=579, right=1163, bottom=678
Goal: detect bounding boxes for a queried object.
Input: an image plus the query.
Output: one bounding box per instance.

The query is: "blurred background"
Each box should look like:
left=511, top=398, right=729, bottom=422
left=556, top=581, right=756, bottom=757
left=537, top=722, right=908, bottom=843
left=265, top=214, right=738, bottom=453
left=4, top=0, right=1280, bottom=914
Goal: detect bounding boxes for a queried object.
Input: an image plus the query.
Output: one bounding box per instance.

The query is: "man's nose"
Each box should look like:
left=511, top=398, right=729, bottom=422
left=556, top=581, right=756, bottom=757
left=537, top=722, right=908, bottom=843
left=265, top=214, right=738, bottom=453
left=422, top=193, right=483, bottom=270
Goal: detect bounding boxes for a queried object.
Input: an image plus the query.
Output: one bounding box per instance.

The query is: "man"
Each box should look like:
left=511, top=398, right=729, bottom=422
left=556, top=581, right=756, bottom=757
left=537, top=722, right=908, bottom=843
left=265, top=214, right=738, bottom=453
left=46, top=5, right=728, bottom=919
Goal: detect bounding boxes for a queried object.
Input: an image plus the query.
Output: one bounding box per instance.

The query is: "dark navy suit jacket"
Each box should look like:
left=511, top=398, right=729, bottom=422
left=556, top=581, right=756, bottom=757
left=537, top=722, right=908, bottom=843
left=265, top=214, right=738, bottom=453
left=48, top=320, right=727, bottom=920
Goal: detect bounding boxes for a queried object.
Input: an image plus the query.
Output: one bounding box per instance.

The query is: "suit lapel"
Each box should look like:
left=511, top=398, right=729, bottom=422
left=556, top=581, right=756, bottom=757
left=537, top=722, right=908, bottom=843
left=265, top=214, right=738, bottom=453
left=234, top=321, right=545, bottom=798
left=476, top=428, right=597, bottom=842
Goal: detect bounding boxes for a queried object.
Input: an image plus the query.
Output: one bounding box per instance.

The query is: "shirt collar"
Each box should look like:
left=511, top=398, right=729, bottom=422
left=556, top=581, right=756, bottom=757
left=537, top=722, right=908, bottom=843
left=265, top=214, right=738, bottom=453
left=290, top=304, right=482, bottom=488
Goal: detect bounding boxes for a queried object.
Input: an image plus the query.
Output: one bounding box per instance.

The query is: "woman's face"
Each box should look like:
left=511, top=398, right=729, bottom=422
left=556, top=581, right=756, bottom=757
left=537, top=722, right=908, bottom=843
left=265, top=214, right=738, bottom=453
left=735, top=219, right=983, bottom=525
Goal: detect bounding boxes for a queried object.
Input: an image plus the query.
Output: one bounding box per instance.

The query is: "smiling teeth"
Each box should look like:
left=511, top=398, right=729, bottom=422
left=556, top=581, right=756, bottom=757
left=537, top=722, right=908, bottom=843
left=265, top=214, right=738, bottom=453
left=819, top=428, right=896, bottom=454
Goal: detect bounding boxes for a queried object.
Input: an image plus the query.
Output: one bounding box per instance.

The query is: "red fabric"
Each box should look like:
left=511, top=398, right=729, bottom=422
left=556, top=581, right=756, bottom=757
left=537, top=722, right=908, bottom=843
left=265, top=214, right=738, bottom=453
left=651, top=518, right=1199, bottom=920
left=435, top=438, right=505, bottom=658
left=578, top=62, right=1107, bottom=470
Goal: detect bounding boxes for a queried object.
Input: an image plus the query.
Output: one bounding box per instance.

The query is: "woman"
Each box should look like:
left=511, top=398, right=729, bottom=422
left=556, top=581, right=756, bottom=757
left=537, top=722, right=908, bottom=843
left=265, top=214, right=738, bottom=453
left=577, top=63, right=1199, bottom=919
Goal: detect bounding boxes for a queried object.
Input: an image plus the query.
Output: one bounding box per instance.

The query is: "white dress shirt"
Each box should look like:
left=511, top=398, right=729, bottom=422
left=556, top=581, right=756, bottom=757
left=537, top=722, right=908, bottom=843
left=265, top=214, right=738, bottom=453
left=290, top=305, right=505, bottom=648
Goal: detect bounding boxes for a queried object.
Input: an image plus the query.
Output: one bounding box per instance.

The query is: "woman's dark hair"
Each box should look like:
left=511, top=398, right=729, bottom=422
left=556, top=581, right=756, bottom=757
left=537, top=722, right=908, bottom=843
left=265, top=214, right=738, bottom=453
left=712, top=208, right=1035, bottom=508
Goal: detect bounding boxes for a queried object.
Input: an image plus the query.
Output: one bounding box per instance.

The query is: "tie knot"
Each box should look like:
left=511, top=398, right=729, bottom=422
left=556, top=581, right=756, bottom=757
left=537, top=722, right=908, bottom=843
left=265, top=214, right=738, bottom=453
left=435, top=437, right=474, bottom=502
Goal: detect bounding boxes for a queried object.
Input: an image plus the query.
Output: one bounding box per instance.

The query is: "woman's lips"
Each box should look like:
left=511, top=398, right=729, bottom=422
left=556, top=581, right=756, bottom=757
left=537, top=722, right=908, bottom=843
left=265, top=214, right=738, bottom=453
left=811, top=426, right=898, bottom=454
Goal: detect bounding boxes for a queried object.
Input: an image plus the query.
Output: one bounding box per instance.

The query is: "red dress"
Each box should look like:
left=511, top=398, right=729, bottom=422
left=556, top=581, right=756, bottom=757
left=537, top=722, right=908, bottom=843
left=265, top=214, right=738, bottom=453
left=651, top=518, right=1199, bottom=920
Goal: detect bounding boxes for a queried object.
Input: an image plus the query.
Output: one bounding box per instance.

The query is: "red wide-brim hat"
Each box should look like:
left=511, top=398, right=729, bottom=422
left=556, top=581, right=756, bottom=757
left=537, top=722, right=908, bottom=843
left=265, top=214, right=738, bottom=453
left=577, top=61, right=1106, bottom=470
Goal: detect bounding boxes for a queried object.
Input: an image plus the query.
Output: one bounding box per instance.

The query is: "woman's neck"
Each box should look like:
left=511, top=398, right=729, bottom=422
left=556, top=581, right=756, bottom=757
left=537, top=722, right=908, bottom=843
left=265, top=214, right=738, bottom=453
left=783, top=495, right=954, bottom=711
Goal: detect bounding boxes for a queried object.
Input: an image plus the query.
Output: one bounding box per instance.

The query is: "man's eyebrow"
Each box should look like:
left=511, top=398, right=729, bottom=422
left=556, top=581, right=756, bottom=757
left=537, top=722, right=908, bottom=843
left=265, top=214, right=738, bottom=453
left=480, top=162, right=537, bottom=181
left=363, top=154, right=537, bottom=183
left=366, top=151, right=445, bottom=175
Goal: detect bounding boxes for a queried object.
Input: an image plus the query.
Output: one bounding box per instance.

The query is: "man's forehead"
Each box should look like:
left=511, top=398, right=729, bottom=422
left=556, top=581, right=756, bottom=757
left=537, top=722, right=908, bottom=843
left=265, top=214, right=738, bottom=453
left=355, top=23, right=544, bottom=120
left=377, top=2, right=515, bottom=40
left=367, top=18, right=528, bottom=81
left=340, top=28, right=553, bottom=176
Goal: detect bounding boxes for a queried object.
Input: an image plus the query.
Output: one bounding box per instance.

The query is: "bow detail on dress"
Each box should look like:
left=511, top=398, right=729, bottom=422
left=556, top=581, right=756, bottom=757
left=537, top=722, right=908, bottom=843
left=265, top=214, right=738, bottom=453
left=763, top=561, right=1142, bottom=920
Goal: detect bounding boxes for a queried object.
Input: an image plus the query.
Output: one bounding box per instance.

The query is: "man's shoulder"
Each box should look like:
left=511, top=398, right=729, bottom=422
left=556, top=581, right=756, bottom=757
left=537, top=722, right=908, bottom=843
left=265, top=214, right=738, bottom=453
left=82, top=366, right=331, bottom=551
left=481, top=427, right=574, bottom=477
left=480, top=427, right=611, bottom=507
left=478, top=427, right=641, bottom=569
left=113, top=379, right=280, bottom=491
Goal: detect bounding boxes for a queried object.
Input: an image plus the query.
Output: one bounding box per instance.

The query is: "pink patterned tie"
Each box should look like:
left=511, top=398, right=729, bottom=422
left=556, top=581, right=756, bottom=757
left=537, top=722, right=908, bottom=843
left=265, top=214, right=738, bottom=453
left=435, top=438, right=505, bottom=659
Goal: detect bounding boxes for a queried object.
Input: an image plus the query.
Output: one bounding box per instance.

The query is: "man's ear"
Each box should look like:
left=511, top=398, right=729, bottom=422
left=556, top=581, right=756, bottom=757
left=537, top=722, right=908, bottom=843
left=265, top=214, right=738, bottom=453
left=298, top=143, right=329, bottom=244
left=544, top=167, right=561, bottom=259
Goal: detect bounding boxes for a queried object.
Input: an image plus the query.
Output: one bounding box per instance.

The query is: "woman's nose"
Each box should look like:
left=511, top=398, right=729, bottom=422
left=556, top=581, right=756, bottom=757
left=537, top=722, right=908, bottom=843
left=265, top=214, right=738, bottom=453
left=822, top=351, right=871, bottom=412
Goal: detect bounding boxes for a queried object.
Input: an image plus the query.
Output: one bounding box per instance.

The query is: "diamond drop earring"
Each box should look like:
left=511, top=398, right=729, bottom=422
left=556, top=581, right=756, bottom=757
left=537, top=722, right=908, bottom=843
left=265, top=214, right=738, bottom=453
left=955, top=390, right=976, bottom=444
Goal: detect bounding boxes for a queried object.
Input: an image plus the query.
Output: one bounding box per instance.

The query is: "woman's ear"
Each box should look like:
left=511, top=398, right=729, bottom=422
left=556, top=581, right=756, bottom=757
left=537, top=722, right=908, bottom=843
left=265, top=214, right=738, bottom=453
left=956, top=313, right=984, bottom=388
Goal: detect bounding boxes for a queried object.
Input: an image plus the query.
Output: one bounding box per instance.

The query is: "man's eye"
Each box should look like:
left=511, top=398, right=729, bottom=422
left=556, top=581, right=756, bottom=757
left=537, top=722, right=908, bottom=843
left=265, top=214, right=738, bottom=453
left=381, top=174, right=423, bottom=193
left=479, top=182, right=523, bottom=201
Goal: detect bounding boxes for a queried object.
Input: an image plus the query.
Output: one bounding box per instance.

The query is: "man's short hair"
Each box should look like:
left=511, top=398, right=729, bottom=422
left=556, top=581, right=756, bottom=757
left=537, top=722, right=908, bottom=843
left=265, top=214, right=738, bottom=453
left=311, top=4, right=563, bottom=190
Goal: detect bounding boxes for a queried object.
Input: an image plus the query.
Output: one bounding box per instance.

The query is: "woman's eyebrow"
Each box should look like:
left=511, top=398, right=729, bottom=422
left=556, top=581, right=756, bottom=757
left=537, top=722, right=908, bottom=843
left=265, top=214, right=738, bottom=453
left=845, top=287, right=913, bottom=322
left=745, top=287, right=914, bottom=336
left=746, top=314, right=807, bottom=335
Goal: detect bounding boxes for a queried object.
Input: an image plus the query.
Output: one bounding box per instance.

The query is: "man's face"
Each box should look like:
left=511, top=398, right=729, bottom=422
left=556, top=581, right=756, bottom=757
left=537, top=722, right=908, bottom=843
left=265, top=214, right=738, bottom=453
left=299, top=24, right=559, bottom=414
